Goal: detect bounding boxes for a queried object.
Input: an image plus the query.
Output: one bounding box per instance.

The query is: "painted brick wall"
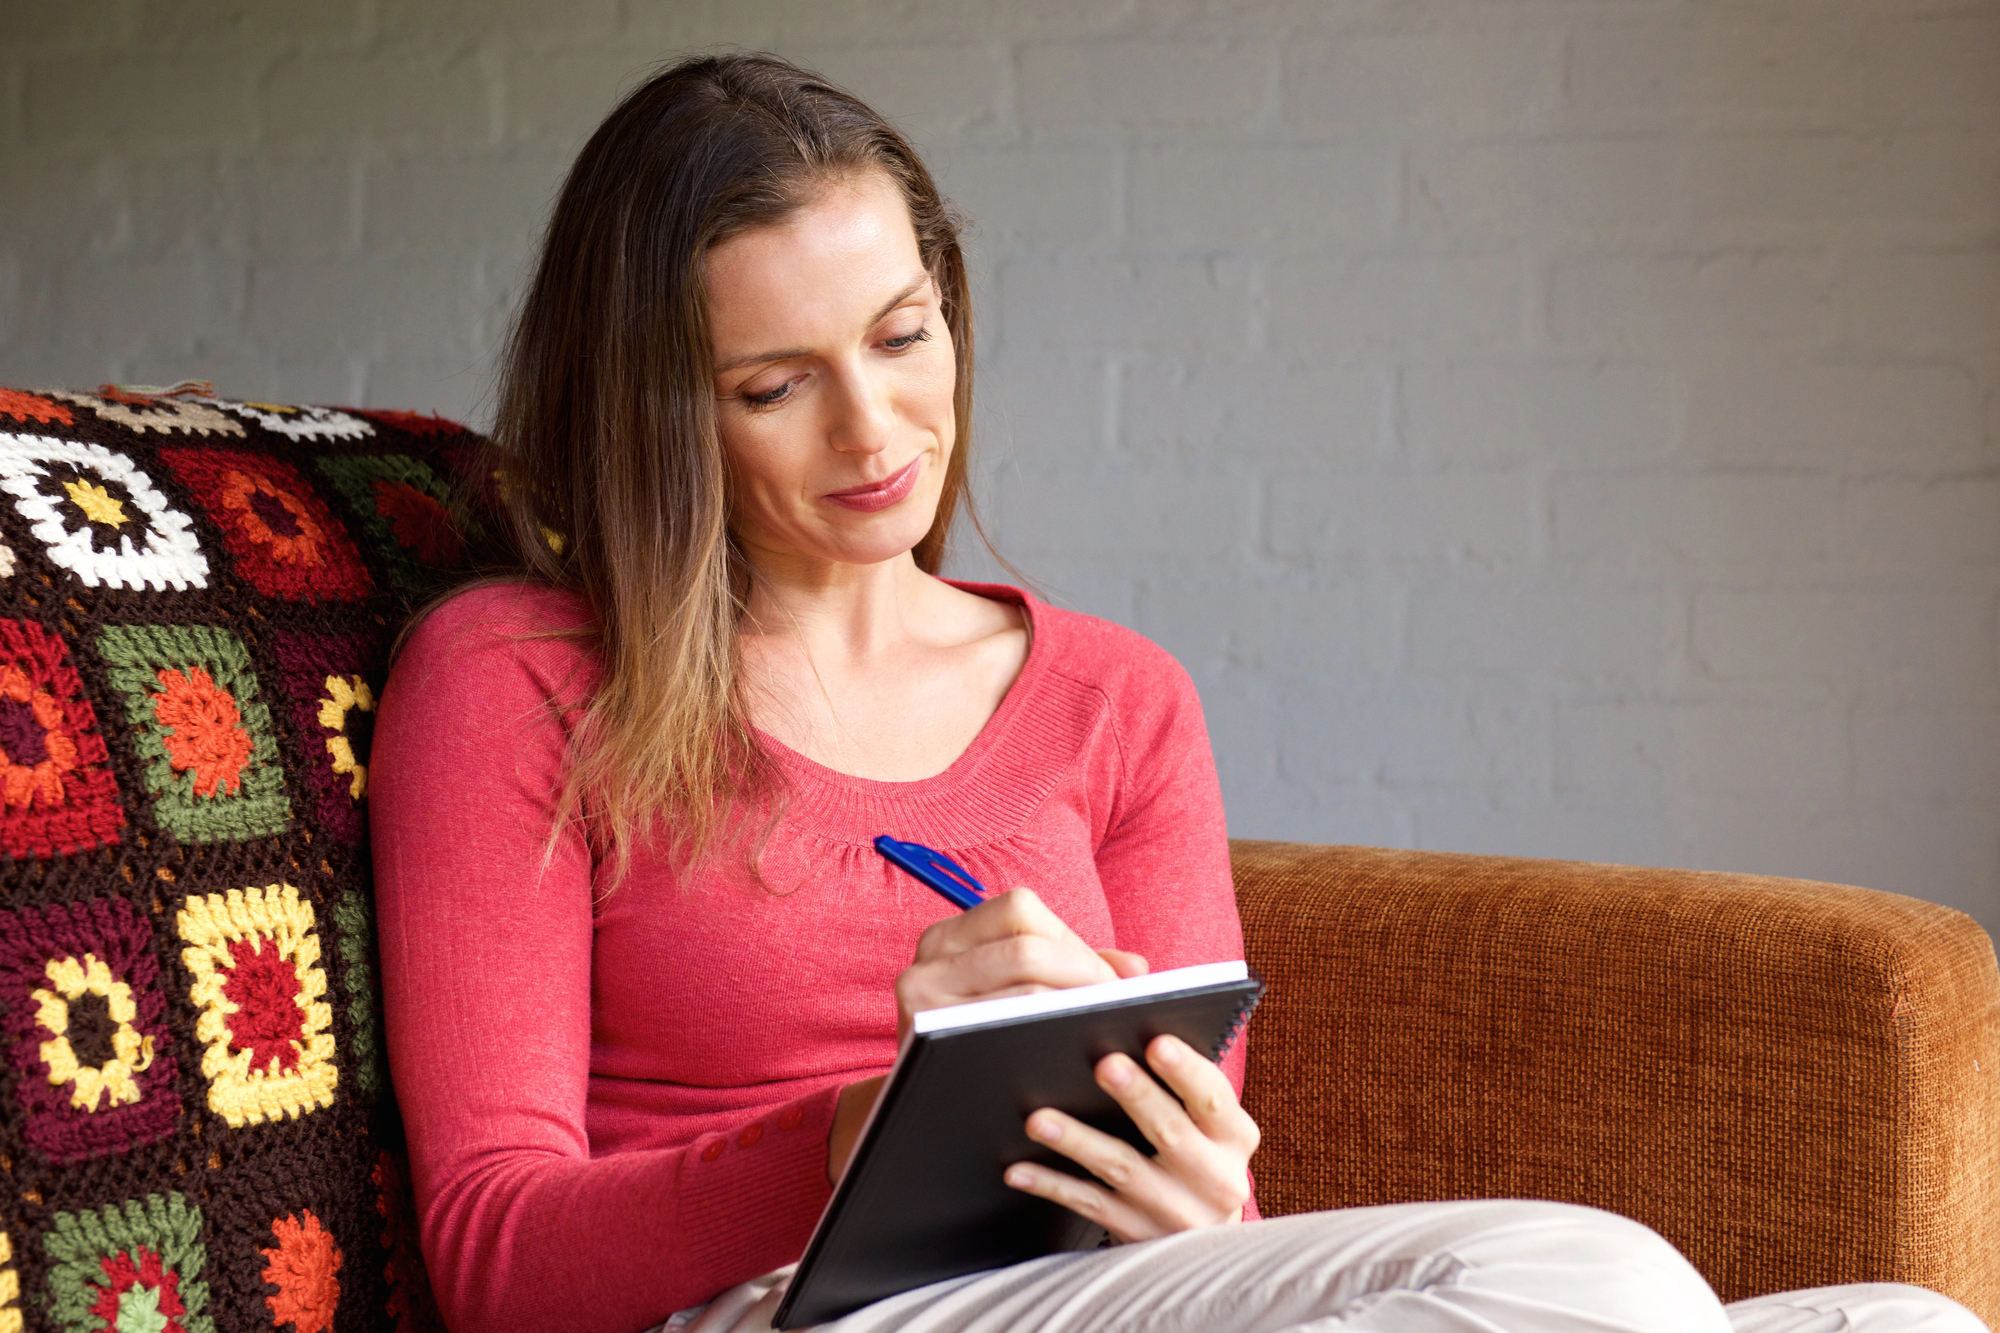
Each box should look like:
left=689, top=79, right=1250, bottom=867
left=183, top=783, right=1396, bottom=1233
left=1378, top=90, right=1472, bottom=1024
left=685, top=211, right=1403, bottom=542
left=4, top=1, right=1997, bottom=928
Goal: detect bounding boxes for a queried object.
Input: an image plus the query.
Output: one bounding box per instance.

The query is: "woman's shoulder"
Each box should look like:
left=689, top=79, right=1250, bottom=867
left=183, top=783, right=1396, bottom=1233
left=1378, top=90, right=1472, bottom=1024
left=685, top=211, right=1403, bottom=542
left=958, top=582, right=1197, bottom=709
left=415, top=579, right=592, bottom=635
left=390, top=580, right=600, bottom=701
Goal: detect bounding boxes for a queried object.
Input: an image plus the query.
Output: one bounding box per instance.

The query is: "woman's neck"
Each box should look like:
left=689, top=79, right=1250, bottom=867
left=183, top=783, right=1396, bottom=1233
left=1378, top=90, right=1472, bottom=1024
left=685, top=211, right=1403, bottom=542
left=738, top=548, right=936, bottom=666
left=733, top=549, right=1030, bottom=783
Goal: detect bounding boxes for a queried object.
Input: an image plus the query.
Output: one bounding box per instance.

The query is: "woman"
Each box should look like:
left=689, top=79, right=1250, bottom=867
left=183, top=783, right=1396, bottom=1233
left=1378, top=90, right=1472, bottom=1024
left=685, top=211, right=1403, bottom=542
left=371, top=53, right=1987, bottom=1333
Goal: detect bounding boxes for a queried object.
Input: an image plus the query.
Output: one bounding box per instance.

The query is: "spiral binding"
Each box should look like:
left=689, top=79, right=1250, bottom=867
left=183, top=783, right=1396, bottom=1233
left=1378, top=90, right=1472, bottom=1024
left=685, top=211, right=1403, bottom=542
left=1209, top=968, right=1265, bottom=1062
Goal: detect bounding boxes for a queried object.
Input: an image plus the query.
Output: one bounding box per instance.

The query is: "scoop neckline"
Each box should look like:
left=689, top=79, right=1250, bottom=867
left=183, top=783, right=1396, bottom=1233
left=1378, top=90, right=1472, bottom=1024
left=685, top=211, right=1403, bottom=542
left=754, top=580, right=1043, bottom=802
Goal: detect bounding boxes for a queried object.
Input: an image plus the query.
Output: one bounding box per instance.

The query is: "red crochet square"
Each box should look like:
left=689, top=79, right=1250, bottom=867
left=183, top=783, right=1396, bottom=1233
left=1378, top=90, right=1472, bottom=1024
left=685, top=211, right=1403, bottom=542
left=0, top=895, right=180, bottom=1164
left=157, top=447, right=374, bottom=603
left=0, top=619, right=125, bottom=859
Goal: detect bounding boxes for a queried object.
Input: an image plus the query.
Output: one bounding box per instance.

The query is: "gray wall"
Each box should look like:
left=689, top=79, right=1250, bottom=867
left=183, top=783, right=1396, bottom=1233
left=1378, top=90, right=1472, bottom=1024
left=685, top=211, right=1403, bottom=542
left=5, top=1, right=1998, bottom=929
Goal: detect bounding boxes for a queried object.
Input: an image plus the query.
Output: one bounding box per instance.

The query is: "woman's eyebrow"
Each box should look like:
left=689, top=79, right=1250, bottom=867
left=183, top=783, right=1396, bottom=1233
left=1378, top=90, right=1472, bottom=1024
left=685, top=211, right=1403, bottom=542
left=713, top=273, right=932, bottom=375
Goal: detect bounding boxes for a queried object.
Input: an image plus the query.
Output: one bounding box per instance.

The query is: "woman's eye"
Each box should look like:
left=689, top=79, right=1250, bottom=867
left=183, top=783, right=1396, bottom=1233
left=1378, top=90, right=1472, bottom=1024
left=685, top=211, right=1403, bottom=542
left=883, top=327, right=931, bottom=352
left=742, top=380, right=795, bottom=408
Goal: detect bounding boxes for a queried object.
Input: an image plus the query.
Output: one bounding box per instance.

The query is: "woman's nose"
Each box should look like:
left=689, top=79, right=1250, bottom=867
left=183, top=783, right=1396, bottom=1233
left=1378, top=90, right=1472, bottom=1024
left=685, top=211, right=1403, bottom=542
left=827, top=363, right=895, bottom=456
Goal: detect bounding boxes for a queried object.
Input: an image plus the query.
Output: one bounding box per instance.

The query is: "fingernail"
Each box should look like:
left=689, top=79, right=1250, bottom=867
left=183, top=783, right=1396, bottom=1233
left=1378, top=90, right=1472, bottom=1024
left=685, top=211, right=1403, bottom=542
left=1101, top=1055, right=1134, bottom=1088
left=1153, top=1038, right=1181, bottom=1066
left=1006, top=1166, right=1033, bottom=1189
left=1028, top=1113, right=1061, bottom=1142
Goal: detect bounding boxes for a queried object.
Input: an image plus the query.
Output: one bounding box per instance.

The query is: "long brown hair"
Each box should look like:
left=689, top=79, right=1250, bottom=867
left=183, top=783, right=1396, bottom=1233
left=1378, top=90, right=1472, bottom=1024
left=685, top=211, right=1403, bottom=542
left=487, top=52, right=977, bottom=878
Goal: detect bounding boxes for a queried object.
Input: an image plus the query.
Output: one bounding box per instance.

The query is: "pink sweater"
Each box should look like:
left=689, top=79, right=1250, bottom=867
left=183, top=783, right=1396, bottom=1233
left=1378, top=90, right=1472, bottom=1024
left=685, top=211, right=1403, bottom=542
left=371, top=581, right=1251, bottom=1333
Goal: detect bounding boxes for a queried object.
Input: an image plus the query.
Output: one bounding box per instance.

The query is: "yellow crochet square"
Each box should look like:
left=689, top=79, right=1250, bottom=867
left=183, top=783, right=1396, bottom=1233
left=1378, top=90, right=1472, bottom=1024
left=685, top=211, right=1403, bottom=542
left=177, top=884, right=337, bottom=1128
left=0, top=1230, right=20, bottom=1333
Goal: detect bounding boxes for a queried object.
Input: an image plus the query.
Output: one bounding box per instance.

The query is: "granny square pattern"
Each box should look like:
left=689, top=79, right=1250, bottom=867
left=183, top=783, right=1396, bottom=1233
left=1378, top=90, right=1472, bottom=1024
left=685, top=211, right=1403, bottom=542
left=0, top=384, right=461, bottom=1331
left=177, top=886, right=335, bottom=1130
left=96, top=624, right=290, bottom=846
left=0, top=1231, right=20, bottom=1332
left=211, top=402, right=370, bottom=444
left=265, top=635, right=381, bottom=849
left=0, top=897, right=178, bottom=1166
left=0, top=619, right=124, bottom=861
left=155, top=449, right=373, bottom=604
left=42, top=1192, right=212, bottom=1333
left=0, top=436, right=208, bottom=593
left=311, top=457, right=470, bottom=596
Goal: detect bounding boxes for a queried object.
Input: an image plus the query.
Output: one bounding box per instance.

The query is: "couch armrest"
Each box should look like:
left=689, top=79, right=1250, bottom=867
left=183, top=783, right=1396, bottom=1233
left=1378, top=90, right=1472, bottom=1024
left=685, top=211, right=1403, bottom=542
left=1232, top=840, right=2000, bottom=1321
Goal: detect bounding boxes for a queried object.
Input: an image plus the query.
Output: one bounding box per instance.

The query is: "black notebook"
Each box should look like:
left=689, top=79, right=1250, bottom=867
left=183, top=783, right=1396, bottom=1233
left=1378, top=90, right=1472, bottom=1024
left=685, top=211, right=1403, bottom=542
left=773, top=960, right=1263, bottom=1329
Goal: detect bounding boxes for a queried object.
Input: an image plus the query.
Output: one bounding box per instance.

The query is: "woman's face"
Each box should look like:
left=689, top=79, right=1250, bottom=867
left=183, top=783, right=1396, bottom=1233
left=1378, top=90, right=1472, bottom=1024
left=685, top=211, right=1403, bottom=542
left=707, top=170, right=956, bottom=573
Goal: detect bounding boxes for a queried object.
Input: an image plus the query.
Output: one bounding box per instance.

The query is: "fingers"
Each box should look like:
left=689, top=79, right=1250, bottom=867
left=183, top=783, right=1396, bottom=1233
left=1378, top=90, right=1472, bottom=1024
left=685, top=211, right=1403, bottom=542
left=1002, top=1039, right=1257, bottom=1242
left=1097, top=949, right=1149, bottom=979
left=896, top=929, right=1116, bottom=1013
left=1010, top=1106, right=1215, bottom=1242
left=961, top=928, right=1119, bottom=993
left=913, top=889, right=1100, bottom=971
left=897, top=890, right=1122, bottom=1035
left=1003, top=1154, right=1166, bottom=1244
left=1141, top=1036, right=1260, bottom=1160
left=1098, top=1044, right=1253, bottom=1216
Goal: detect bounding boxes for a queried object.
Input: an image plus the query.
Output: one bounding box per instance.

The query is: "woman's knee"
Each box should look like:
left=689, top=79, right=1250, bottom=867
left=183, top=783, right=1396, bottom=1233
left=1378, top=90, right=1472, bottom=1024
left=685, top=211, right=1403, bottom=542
left=1405, top=1198, right=1730, bottom=1332
left=1384, top=1197, right=1692, bottom=1269
left=948, top=1202, right=1728, bottom=1333
left=1727, top=1282, right=1991, bottom=1333
left=1254, top=1197, right=1702, bottom=1279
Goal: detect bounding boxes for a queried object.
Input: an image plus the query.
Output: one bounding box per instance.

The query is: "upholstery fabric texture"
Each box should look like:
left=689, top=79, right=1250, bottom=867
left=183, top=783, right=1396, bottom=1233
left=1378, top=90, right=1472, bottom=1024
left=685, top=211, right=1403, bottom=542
left=1231, top=840, right=2000, bottom=1327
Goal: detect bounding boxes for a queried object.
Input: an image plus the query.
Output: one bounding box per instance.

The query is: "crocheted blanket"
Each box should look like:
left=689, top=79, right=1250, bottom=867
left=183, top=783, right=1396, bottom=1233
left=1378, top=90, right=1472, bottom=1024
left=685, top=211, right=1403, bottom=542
left=0, top=385, right=464, bottom=1333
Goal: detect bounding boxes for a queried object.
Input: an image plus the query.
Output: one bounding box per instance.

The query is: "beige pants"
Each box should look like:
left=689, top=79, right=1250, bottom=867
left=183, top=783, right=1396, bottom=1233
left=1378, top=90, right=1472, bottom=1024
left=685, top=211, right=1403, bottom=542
left=660, top=1200, right=1990, bottom=1333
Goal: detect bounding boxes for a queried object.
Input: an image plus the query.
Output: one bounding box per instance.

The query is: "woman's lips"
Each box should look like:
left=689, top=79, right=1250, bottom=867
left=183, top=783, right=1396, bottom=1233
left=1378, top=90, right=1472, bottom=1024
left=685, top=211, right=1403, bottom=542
left=823, top=458, right=921, bottom=513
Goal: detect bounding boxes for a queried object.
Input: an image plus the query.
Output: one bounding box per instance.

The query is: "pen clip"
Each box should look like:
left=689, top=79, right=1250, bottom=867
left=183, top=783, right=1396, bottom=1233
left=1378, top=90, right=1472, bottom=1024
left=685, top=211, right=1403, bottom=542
left=874, top=835, right=988, bottom=910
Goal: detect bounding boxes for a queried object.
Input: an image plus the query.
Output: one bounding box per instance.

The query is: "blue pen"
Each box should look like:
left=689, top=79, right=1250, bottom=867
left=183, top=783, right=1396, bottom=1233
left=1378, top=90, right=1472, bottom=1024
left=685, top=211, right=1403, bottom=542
left=874, top=835, right=987, bottom=910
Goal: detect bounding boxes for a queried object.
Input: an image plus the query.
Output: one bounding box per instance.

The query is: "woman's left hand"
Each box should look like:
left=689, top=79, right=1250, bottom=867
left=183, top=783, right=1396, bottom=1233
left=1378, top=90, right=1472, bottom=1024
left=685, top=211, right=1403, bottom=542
left=1001, top=1033, right=1259, bottom=1242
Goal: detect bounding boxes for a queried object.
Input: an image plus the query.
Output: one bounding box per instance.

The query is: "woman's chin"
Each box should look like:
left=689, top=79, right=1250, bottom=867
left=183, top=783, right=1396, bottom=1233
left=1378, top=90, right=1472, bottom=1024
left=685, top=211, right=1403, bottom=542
left=748, top=507, right=940, bottom=573
left=826, top=525, right=935, bottom=570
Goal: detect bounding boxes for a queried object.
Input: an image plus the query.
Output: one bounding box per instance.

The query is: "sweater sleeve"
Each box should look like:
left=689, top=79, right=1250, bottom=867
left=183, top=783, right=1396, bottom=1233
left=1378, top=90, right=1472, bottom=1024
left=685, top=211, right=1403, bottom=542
left=1084, top=636, right=1262, bottom=1219
left=370, top=589, right=837, bottom=1333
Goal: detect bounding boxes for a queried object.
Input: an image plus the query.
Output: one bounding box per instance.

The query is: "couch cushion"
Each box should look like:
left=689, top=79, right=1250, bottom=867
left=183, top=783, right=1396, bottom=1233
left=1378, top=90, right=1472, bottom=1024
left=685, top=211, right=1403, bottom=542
left=0, top=385, right=462, bottom=1331
left=1231, top=839, right=2000, bottom=1321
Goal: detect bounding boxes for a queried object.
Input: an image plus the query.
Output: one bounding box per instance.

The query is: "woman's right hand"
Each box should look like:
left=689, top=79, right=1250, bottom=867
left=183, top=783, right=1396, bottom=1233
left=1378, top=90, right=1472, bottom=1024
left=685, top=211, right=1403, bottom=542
left=894, top=888, right=1147, bottom=1042
left=827, top=889, right=1147, bottom=1182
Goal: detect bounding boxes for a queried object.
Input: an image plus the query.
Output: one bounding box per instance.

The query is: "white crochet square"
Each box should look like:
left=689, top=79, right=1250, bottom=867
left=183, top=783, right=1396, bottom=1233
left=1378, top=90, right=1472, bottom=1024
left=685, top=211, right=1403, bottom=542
left=215, top=400, right=375, bottom=441
left=0, top=434, right=210, bottom=591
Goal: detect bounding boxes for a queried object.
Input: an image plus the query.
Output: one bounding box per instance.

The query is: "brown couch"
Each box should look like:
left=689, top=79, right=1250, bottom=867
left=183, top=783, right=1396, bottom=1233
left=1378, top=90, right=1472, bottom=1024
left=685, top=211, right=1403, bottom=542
left=1231, top=840, right=2000, bottom=1325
